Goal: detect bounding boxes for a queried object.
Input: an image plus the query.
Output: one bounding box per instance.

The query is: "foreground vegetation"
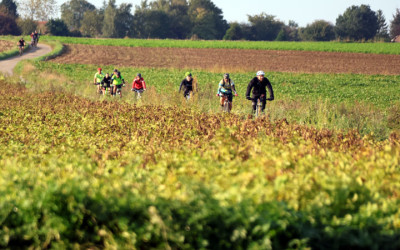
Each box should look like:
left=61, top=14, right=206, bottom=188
left=39, top=36, right=400, bottom=55
left=1, top=78, right=400, bottom=248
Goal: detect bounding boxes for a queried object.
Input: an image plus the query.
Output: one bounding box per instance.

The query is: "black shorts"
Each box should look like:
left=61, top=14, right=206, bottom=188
left=221, top=93, right=233, bottom=102
left=116, top=85, right=122, bottom=89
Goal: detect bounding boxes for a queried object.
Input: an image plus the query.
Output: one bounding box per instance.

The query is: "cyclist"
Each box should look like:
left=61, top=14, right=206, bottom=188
left=112, top=71, right=125, bottom=97
left=34, top=30, right=39, bottom=45
left=30, top=32, right=35, bottom=47
left=93, top=68, right=105, bottom=94
left=179, top=72, right=194, bottom=99
left=245, top=70, right=274, bottom=114
left=216, top=73, right=238, bottom=112
left=101, top=73, right=112, bottom=96
left=131, top=73, right=147, bottom=98
left=17, top=37, right=25, bottom=56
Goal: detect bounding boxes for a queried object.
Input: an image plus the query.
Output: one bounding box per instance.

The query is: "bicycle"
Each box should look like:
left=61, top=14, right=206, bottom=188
left=217, top=93, right=232, bottom=113
left=18, top=46, right=24, bottom=56
left=131, top=88, right=144, bottom=100
left=248, top=97, right=263, bottom=118
left=115, top=84, right=125, bottom=98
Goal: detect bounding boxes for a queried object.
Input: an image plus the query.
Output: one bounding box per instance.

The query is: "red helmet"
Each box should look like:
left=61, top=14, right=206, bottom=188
left=98, top=68, right=102, bottom=71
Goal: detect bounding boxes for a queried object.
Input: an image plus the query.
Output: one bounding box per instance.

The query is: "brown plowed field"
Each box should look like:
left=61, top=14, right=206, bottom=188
left=0, top=40, right=15, bottom=53
left=50, top=44, right=400, bottom=75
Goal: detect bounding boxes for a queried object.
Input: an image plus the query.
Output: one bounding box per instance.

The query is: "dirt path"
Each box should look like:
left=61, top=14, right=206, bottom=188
left=50, top=44, right=400, bottom=75
left=0, top=44, right=52, bottom=76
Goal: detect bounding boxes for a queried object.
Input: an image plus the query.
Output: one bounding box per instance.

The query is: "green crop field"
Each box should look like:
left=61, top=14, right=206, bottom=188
left=1, top=78, right=400, bottom=249
left=39, top=36, right=400, bottom=54
left=1, top=37, right=400, bottom=248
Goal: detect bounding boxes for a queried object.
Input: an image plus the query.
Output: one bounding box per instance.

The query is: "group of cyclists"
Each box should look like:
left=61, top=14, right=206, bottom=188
left=17, top=30, right=40, bottom=56
left=94, top=68, right=146, bottom=98
left=94, top=68, right=274, bottom=114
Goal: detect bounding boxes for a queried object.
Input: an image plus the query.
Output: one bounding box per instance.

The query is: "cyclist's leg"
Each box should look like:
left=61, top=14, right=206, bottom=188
left=220, top=94, right=225, bottom=106
left=251, top=95, right=259, bottom=113
left=261, top=95, right=267, bottom=112
left=228, top=94, right=233, bottom=111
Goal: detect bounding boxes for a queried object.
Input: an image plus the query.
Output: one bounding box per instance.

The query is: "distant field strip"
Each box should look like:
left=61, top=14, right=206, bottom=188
left=50, top=44, right=400, bottom=75
left=40, top=36, right=400, bottom=54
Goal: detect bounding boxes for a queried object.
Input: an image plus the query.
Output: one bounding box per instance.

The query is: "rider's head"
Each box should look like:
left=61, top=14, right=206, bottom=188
left=98, top=67, right=102, bottom=72
left=256, top=70, right=265, bottom=80
left=224, top=73, right=230, bottom=81
left=106, top=73, right=109, bottom=77
left=116, top=72, right=121, bottom=78
left=185, top=72, right=192, bottom=80
left=137, top=73, right=141, bottom=78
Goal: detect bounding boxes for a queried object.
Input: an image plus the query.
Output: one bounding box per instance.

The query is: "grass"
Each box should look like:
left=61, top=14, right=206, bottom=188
left=15, top=61, right=400, bottom=139
left=38, top=35, right=400, bottom=54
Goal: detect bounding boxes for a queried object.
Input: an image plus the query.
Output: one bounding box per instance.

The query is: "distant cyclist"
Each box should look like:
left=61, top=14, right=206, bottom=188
left=101, top=73, right=112, bottom=96
left=93, top=68, right=105, bottom=94
left=246, top=70, right=274, bottom=114
left=34, top=30, right=39, bottom=45
left=112, top=71, right=125, bottom=97
left=17, top=37, right=25, bottom=56
left=30, top=32, right=36, bottom=47
left=216, top=73, right=238, bottom=112
left=131, top=73, right=146, bottom=98
left=179, top=72, right=194, bottom=99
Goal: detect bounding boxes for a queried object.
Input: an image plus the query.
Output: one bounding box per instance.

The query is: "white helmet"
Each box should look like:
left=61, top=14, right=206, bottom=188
left=256, top=70, right=265, bottom=76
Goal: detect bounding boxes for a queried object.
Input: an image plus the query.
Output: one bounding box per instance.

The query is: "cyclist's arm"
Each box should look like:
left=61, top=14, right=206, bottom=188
left=231, top=81, right=237, bottom=95
left=217, top=82, right=223, bottom=95
left=142, top=80, right=147, bottom=90
left=245, top=80, right=254, bottom=99
left=266, top=79, right=274, bottom=101
left=179, top=80, right=184, bottom=92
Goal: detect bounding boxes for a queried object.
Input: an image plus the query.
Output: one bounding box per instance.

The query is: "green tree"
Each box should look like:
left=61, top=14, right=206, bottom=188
left=114, top=3, right=133, bottom=37
left=46, top=18, right=69, bottom=36
left=390, top=8, right=400, bottom=38
left=102, top=0, right=117, bottom=37
left=188, top=0, right=228, bottom=40
left=17, top=18, right=38, bottom=35
left=0, top=11, right=20, bottom=35
left=223, top=22, right=243, bottom=40
left=247, top=13, right=284, bottom=41
left=133, top=7, right=171, bottom=38
left=275, top=29, right=287, bottom=41
left=61, top=0, right=96, bottom=31
left=0, top=0, right=17, bottom=17
left=300, top=20, right=335, bottom=41
left=335, top=5, right=378, bottom=40
left=375, top=10, right=389, bottom=40
left=80, top=10, right=102, bottom=37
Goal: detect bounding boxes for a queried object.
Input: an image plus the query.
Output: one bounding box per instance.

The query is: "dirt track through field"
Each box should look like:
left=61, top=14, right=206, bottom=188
left=0, top=40, right=14, bottom=53
left=50, top=44, right=400, bottom=75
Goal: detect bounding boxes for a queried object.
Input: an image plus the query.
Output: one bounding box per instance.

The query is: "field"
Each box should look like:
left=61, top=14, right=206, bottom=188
left=41, top=36, right=400, bottom=54
left=51, top=44, right=400, bottom=75
left=0, top=40, right=14, bottom=53
left=1, top=36, right=400, bottom=248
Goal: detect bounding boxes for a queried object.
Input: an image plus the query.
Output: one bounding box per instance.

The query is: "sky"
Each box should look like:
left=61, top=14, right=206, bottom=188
left=56, top=0, right=400, bottom=27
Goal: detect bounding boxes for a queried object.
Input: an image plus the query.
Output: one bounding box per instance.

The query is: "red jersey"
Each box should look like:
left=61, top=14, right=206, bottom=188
left=132, top=77, right=146, bottom=89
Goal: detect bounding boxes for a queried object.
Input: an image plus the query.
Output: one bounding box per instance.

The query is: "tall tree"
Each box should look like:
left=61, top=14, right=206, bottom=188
left=188, top=0, right=228, bottom=40
left=46, top=18, right=69, bottom=36
left=375, top=10, right=389, bottom=40
left=17, top=17, right=37, bottom=35
left=80, top=10, right=102, bottom=37
left=0, top=11, right=20, bottom=35
left=0, top=0, right=18, bottom=17
left=390, top=8, right=400, bottom=38
left=223, top=22, right=244, bottom=40
left=299, top=20, right=335, bottom=41
left=247, top=13, right=284, bottom=41
left=61, top=0, right=96, bottom=31
left=102, top=0, right=117, bottom=37
left=114, top=3, right=133, bottom=37
left=335, top=5, right=378, bottom=40
left=18, top=0, right=57, bottom=21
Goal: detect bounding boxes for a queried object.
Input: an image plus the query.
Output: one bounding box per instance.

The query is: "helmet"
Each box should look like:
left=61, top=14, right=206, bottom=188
left=113, top=69, right=118, bottom=72
left=98, top=68, right=102, bottom=71
left=223, top=73, right=230, bottom=79
left=137, top=73, right=142, bottom=77
left=185, top=72, right=192, bottom=77
left=256, top=71, right=265, bottom=76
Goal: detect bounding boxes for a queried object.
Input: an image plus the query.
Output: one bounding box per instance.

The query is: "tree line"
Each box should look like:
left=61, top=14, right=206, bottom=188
left=1, top=0, right=400, bottom=41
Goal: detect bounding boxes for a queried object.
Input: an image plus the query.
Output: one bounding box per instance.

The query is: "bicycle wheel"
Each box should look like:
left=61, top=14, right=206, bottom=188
left=223, top=99, right=230, bottom=113
left=255, top=99, right=262, bottom=118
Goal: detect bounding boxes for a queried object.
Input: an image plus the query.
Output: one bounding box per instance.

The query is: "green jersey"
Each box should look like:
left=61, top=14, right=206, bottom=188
left=94, top=72, right=104, bottom=83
